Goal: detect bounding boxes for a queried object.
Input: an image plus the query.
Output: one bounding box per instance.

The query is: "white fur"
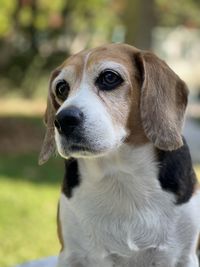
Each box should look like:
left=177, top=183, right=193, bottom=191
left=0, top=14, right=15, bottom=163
left=57, top=144, right=200, bottom=267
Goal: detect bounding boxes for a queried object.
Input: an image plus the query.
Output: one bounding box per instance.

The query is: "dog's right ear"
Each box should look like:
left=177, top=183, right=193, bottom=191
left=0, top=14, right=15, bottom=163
left=38, top=69, right=60, bottom=165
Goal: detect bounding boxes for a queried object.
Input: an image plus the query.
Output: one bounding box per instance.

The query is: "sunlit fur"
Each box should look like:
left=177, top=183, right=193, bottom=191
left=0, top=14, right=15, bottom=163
left=44, top=44, right=200, bottom=267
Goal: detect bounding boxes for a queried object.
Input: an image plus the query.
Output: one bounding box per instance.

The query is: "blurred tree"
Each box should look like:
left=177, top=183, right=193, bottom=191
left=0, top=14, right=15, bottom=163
left=123, top=0, right=156, bottom=50
left=156, top=0, right=200, bottom=28
left=0, top=0, right=116, bottom=97
left=0, top=0, right=200, bottom=97
left=121, top=0, right=200, bottom=49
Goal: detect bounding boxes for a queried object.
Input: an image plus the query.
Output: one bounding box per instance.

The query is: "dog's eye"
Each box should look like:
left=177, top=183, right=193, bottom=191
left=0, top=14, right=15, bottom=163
left=96, top=70, right=124, bottom=91
left=55, top=79, right=69, bottom=101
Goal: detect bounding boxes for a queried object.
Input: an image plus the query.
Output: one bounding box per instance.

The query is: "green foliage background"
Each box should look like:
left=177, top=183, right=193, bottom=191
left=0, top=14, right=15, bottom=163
left=0, top=1, right=200, bottom=266
left=0, top=0, right=200, bottom=98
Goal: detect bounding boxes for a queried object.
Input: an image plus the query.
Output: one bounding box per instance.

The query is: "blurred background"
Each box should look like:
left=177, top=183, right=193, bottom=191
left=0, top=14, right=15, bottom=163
left=0, top=0, right=200, bottom=266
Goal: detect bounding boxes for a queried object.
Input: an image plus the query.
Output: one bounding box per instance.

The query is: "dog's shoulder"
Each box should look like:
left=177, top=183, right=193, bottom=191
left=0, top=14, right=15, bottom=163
left=157, top=137, right=197, bottom=204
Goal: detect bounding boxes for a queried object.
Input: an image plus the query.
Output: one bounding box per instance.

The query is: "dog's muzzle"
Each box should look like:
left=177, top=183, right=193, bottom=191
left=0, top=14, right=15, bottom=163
left=54, top=106, right=93, bottom=155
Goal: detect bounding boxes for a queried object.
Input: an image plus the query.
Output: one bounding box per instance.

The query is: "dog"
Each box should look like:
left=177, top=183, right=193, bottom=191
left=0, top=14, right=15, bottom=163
left=39, top=43, right=200, bottom=267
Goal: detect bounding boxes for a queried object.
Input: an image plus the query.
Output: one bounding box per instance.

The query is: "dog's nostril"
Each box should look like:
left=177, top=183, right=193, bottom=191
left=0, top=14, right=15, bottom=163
left=65, top=109, right=83, bottom=126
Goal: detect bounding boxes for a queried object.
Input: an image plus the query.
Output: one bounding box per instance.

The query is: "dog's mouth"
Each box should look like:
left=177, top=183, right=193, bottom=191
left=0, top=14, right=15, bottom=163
left=56, top=133, right=107, bottom=158
left=55, top=126, right=122, bottom=159
left=62, top=144, right=106, bottom=158
left=69, top=144, right=94, bottom=153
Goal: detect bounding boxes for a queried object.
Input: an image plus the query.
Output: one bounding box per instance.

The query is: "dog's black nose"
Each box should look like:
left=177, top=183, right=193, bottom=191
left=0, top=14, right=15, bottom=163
left=54, top=107, right=84, bottom=135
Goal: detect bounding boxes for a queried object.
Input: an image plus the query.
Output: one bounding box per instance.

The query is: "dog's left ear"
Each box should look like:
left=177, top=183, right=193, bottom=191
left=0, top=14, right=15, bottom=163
left=135, top=51, right=188, bottom=151
left=38, top=70, right=60, bottom=165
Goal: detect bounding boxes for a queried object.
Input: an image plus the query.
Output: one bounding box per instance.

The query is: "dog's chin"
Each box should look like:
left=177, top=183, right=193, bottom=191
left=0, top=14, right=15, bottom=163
left=56, top=140, right=115, bottom=159
left=55, top=129, right=124, bottom=159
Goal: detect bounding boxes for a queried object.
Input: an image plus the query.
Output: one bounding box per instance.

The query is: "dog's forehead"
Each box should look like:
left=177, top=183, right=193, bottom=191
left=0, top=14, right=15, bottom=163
left=60, top=44, right=139, bottom=73
left=87, top=44, right=138, bottom=66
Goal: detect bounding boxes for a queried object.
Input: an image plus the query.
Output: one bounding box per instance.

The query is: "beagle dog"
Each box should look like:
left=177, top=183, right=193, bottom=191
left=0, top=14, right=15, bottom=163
left=39, top=43, right=200, bottom=267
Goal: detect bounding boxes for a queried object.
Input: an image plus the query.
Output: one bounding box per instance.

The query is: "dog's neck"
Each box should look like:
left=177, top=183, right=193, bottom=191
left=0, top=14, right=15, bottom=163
left=74, top=143, right=174, bottom=218
left=77, top=143, right=160, bottom=194
left=78, top=143, right=155, bottom=177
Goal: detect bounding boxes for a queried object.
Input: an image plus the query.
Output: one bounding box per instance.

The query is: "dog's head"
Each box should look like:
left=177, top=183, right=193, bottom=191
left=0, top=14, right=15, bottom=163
left=39, top=43, right=188, bottom=164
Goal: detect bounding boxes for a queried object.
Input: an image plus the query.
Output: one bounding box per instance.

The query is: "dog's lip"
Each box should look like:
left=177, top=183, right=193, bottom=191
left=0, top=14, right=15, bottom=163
left=58, top=135, right=109, bottom=156
left=69, top=143, right=94, bottom=152
left=68, top=143, right=108, bottom=156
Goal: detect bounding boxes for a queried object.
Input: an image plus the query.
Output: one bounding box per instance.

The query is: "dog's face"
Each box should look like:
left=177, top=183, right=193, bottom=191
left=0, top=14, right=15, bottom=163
left=50, top=45, right=141, bottom=159
left=39, top=44, right=188, bottom=164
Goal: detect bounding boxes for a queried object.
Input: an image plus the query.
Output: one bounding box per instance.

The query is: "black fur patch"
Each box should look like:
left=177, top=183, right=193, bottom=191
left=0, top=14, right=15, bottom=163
left=62, top=158, right=80, bottom=198
left=157, top=138, right=197, bottom=204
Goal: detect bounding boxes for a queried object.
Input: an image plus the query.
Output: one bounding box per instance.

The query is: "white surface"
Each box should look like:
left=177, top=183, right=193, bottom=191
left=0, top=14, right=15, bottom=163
left=15, top=256, right=57, bottom=267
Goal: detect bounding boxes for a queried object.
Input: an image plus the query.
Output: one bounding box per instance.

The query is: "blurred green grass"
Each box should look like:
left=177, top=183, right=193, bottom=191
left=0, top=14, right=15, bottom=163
left=0, top=153, right=63, bottom=267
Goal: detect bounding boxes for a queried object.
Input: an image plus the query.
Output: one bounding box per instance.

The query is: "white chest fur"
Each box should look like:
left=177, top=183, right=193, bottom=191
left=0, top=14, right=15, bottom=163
left=59, top=144, right=179, bottom=259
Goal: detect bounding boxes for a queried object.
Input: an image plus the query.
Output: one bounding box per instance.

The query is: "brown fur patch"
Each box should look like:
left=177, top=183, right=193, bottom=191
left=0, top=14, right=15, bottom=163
left=38, top=69, right=61, bottom=165
left=137, top=52, right=188, bottom=151
left=86, top=44, right=149, bottom=146
left=125, top=82, right=149, bottom=146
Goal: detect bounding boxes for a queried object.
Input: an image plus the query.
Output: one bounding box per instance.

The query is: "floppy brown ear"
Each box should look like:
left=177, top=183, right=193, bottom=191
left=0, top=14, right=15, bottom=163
left=38, top=95, right=56, bottom=165
left=38, top=70, right=60, bottom=165
left=136, top=51, right=188, bottom=151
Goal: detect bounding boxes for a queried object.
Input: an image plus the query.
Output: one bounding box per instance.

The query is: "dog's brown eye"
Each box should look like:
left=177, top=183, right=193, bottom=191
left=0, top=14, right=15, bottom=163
left=55, top=79, right=70, bottom=101
left=95, top=70, right=123, bottom=91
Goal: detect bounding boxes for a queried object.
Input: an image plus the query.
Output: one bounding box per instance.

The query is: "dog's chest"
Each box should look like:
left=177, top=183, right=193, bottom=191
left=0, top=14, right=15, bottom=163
left=70, top=168, right=176, bottom=256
